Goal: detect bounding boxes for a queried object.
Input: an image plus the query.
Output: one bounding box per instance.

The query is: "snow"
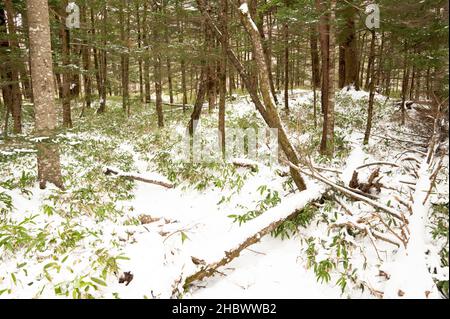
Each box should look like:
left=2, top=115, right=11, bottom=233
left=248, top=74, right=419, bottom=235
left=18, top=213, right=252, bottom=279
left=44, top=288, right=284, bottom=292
left=382, top=159, right=440, bottom=298
left=0, top=86, right=448, bottom=299
left=188, top=236, right=345, bottom=299
left=239, top=3, right=249, bottom=15
left=187, top=183, right=324, bottom=264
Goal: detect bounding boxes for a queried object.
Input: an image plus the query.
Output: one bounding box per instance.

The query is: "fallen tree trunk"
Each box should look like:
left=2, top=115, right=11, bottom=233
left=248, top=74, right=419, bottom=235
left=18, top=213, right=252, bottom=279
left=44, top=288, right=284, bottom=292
left=104, top=167, right=174, bottom=189
left=175, top=185, right=325, bottom=295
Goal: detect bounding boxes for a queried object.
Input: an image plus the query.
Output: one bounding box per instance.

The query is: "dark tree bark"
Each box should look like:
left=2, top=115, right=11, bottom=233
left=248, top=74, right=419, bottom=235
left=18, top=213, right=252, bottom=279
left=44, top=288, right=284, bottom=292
left=136, top=2, right=144, bottom=103
left=317, top=0, right=329, bottom=116
left=343, top=4, right=358, bottom=89
left=176, top=1, right=188, bottom=111
left=317, top=0, right=335, bottom=157
left=338, top=45, right=345, bottom=89
left=90, top=8, right=101, bottom=97
left=1, top=1, right=22, bottom=134
left=142, top=2, right=151, bottom=104
left=59, top=1, right=72, bottom=128
left=400, top=43, right=410, bottom=126
left=81, top=5, right=92, bottom=111
left=188, top=66, right=208, bottom=136
left=119, top=0, right=130, bottom=115
left=205, top=18, right=216, bottom=113
left=310, top=25, right=320, bottom=127
left=363, top=31, right=377, bottom=145
left=219, top=0, right=228, bottom=155
left=152, top=1, right=164, bottom=127
left=283, top=23, right=289, bottom=111
left=356, top=32, right=367, bottom=90
left=96, top=4, right=108, bottom=114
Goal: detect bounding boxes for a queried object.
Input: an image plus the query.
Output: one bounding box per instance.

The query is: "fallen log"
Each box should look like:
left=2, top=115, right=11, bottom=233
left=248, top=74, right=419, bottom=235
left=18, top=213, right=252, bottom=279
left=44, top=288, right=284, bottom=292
left=104, top=167, right=174, bottom=189
left=175, top=185, right=325, bottom=295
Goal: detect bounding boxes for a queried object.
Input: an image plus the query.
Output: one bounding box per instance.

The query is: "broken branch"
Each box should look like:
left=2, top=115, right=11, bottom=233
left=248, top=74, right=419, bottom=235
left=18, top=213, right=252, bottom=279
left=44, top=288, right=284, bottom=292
left=104, top=167, right=174, bottom=189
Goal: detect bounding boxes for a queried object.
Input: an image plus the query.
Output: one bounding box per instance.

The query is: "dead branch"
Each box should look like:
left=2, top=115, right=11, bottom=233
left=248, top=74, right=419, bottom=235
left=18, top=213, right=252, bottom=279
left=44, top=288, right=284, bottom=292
left=393, top=195, right=412, bottom=212
left=377, top=134, right=428, bottom=148
left=401, top=157, right=421, bottom=164
left=423, top=156, right=444, bottom=205
left=285, top=161, right=405, bottom=222
left=335, top=197, right=353, bottom=216
left=373, top=213, right=407, bottom=247
left=394, top=149, right=426, bottom=161
left=399, top=180, right=416, bottom=185
left=355, top=162, right=399, bottom=170
left=104, top=167, right=174, bottom=189
left=312, top=166, right=343, bottom=174
left=330, top=221, right=401, bottom=248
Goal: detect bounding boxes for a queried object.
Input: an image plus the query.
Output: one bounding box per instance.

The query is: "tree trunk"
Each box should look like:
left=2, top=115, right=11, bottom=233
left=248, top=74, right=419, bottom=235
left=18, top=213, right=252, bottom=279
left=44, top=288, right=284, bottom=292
left=343, top=4, right=358, bottom=89
left=317, top=0, right=335, bottom=157
left=219, top=0, right=228, bottom=155
left=59, top=1, right=72, bottom=128
left=356, top=32, right=367, bottom=90
left=153, top=1, right=164, bottom=127
left=237, top=0, right=307, bottom=191
left=338, top=45, right=345, bottom=89
left=188, top=66, right=208, bottom=136
left=206, top=21, right=216, bottom=113
left=2, top=1, right=22, bottom=134
left=136, top=2, right=144, bottom=103
left=143, top=3, right=151, bottom=104
left=119, top=0, right=130, bottom=116
left=0, top=7, right=13, bottom=136
left=363, top=31, right=377, bottom=145
left=283, top=23, right=289, bottom=111
left=166, top=13, right=174, bottom=105
left=400, top=44, right=410, bottom=126
left=181, top=59, right=188, bottom=111
left=27, top=0, right=63, bottom=189
left=310, top=25, right=320, bottom=127
left=90, top=8, right=101, bottom=97
left=96, top=5, right=108, bottom=114
left=317, top=0, right=329, bottom=116
left=81, top=5, right=92, bottom=111
left=18, top=10, right=33, bottom=101
left=258, top=8, right=278, bottom=104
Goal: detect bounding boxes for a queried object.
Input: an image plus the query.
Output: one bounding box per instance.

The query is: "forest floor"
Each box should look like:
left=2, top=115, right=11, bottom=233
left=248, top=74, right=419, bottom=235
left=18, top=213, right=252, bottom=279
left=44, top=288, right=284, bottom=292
left=0, top=88, right=448, bottom=299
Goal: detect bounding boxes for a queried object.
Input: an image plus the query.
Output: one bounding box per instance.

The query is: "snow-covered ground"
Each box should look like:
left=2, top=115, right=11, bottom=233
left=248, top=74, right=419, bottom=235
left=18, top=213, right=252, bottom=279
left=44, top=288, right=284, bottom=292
left=0, top=89, right=448, bottom=299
